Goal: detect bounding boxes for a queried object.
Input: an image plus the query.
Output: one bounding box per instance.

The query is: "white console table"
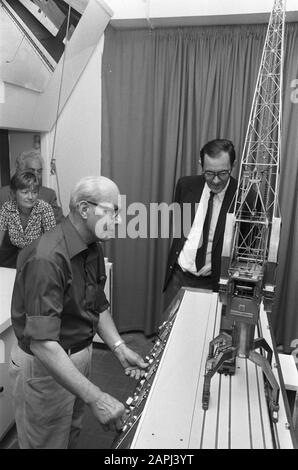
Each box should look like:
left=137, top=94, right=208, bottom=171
left=129, top=289, right=297, bottom=449
left=0, top=267, right=17, bottom=441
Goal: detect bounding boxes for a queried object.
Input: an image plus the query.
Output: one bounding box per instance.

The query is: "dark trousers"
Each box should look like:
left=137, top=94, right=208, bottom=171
left=163, top=264, right=215, bottom=315
left=0, top=231, right=19, bottom=268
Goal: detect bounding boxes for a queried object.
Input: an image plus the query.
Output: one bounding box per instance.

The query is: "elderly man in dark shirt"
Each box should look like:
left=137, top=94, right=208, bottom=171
left=9, top=175, right=148, bottom=449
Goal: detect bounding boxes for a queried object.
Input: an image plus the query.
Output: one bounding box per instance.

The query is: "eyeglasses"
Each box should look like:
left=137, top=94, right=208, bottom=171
left=203, top=170, right=231, bottom=181
left=86, top=201, right=120, bottom=220
left=27, top=168, right=43, bottom=175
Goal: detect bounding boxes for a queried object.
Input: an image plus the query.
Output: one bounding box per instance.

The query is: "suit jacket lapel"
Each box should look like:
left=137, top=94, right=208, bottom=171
left=189, top=178, right=205, bottom=224
left=178, top=177, right=205, bottom=243
left=213, top=178, right=237, bottom=250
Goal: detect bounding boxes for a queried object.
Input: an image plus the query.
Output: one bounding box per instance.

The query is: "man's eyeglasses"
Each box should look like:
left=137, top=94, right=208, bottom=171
left=27, top=168, right=43, bottom=175
left=86, top=201, right=120, bottom=220
left=203, top=170, right=231, bottom=181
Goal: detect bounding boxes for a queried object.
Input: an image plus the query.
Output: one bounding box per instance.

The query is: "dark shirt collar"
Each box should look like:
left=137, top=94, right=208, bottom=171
left=61, top=216, right=89, bottom=259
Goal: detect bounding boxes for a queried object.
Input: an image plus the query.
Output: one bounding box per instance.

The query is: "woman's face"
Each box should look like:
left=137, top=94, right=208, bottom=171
left=16, top=187, right=39, bottom=211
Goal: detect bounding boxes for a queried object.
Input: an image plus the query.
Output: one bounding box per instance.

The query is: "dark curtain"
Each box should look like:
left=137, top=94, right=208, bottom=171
left=272, top=23, right=298, bottom=353
left=101, top=23, right=298, bottom=347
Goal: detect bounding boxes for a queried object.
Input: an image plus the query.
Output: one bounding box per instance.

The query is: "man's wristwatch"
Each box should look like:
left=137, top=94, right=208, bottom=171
left=111, top=339, right=125, bottom=353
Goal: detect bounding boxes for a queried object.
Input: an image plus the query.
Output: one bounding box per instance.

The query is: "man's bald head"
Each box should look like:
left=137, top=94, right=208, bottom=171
left=69, top=176, right=119, bottom=212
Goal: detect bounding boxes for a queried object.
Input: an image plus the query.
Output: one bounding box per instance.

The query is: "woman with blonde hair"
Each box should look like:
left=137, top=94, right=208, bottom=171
left=0, top=170, right=56, bottom=266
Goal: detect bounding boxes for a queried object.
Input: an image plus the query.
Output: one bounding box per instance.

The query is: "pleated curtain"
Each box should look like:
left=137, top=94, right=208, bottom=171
left=101, top=23, right=298, bottom=352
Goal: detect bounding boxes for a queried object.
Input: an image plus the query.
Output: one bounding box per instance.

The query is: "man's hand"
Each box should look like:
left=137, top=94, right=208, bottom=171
left=114, top=344, right=149, bottom=380
left=88, top=391, right=126, bottom=432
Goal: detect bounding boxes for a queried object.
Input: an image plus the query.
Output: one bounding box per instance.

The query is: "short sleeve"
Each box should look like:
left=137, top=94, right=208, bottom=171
left=41, top=203, right=56, bottom=233
left=0, top=205, right=8, bottom=231
left=96, top=288, right=110, bottom=314
left=16, top=257, right=65, bottom=341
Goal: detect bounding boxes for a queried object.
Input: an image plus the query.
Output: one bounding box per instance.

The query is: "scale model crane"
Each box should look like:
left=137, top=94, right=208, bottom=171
left=202, top=0, right=286, bottom=423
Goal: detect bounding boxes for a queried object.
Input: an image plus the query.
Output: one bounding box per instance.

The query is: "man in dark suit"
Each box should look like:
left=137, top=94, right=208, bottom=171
left=0, top=149, right=63, bottom=223
left=163, top=139, right=237, bottom=309
left=0, top=149, right=63, bottom=267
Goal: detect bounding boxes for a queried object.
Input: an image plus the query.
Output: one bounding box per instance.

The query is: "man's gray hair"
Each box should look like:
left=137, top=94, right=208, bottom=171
left=16, top=149, right=43, bottom=170
left=69, top=176, right=118, bottom=212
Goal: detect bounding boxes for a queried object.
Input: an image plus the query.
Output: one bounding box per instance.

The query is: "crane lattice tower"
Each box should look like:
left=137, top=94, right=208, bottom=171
left=230, top=0, right=286, bottom=285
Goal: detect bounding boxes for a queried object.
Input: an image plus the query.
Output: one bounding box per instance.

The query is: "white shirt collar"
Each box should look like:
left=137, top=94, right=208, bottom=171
left=207, top=178, right=230, bottom=203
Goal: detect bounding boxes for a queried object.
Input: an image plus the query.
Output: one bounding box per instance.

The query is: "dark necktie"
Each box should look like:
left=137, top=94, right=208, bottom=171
left=195, top=191, right=215, bottom=272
